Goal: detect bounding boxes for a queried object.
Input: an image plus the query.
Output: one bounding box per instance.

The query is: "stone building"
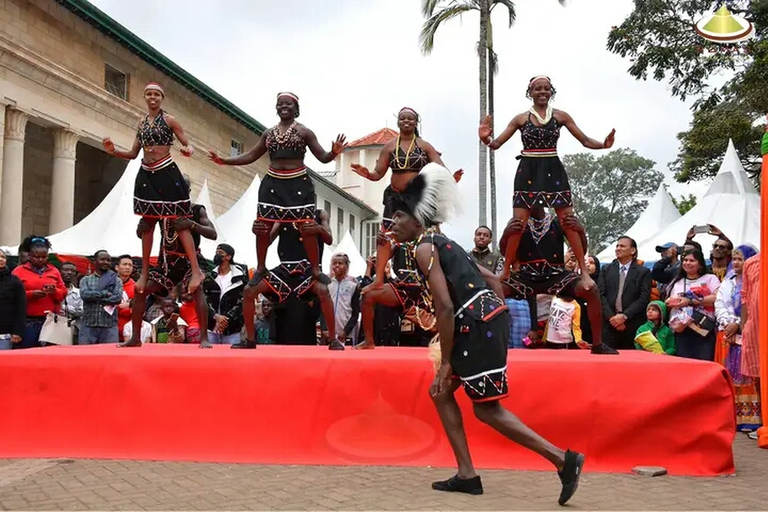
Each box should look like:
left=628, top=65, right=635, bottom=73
left=0, top=0, right=375, bottom=248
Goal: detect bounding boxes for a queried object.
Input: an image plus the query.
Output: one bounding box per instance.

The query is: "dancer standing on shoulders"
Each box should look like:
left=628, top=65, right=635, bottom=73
left=478, top=75, right=615, bottom=290
left=388, top=163, right=584, bottom=504
left=350, top=107, right=462, bottom=292
left=102, top=82, right=204, bottom=296
left=208, top=92, right=345, bottom=287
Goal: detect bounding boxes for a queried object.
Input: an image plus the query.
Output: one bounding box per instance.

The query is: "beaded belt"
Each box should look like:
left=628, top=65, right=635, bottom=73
left=455, top=289, right=506, bottom=321
left=268, top=166, right=307, bottom=179
left=141, top=154, right=174, bottom=172
left=519, top=149, right=557, bottom=158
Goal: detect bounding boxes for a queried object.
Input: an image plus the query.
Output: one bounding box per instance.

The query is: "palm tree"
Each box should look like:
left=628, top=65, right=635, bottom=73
left=420, top=0, right=566, bottom=238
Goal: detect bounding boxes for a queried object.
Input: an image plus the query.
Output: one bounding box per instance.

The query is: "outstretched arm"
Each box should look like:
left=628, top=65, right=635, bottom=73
left=476, top=264, right=504, bottom=299
left=480, top=114, right=526, bottom=150
left=302, top=126, right=345, bottom=164
left=164, top=114, right=192, bottom=149
left=351, top=141, right=393, bottom=182
left=317, top=209, right=333, bottom=246
left=420, top=141, right=445, bottom=166
left=174, top=206, right=217, bottom=241
left=559, top=110, right=615, bottom=150
left=103, top=135, right=141, bottom=160
left=210, top=132, right=268, bottom=166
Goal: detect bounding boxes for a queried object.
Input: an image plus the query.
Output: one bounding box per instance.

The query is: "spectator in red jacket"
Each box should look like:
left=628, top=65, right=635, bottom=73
left=115, top=254, right=136, bottom=342
left=11, top=236, right=66, bottom=349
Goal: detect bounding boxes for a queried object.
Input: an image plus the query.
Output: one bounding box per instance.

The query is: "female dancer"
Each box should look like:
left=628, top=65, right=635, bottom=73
left=478, top=76, right=615, bottom=289
left=208, top=92, right=345, bottom=285
left=102, top=82, right=204, bottom=295
left=350, top=107, right=459, bottom=291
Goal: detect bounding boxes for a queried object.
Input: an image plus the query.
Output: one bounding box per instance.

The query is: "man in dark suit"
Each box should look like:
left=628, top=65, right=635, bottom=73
left=598, top=236, right=652, bottom=350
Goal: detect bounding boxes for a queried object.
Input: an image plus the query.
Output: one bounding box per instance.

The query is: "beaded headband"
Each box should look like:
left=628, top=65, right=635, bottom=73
left=277, top=92, right=299, bottom=103
left=398, top=107, right=420, bottom=120
left=528, top=76, right=552, bottom=90
left=144, top=82, right=165, bottom=97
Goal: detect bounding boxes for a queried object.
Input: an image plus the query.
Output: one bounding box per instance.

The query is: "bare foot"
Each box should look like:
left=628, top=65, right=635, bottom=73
left=580, top=274, right=596, bottom=291
left=118, top=338, right=142, bottom=348
left=199, top=340, right=212, bottom=349
left=135, top=275, right=148, bottom=295
left=354, top=341, right=375, bottom=350
left=362, top=280, right=385, bottom=295
left=188, top=269, right=205, bottom=294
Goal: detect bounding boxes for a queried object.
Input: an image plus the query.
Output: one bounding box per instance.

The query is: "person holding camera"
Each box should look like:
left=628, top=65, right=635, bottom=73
left=685, top=224, right=733, bottom=281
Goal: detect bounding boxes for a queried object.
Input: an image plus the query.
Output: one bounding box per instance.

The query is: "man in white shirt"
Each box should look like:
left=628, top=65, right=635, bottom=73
left=204, top=244, right=247, bottom=345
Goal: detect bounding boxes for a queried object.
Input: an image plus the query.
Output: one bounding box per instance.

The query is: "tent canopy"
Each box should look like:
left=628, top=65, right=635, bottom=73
left=635, top=140, right=759, bottom=262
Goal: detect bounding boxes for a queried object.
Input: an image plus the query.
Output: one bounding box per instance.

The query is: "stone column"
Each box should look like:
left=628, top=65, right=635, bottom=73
left=0, top=108, right=28, bottom=246
left=48, top=129, right=79, bottom=234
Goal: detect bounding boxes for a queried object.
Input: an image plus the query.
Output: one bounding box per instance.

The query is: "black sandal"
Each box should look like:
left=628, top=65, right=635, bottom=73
left=231, top=340, right=257, bottom=349
left=557, top=450, right=585, bottom=506
left=431, top=475, right=483, bottom=495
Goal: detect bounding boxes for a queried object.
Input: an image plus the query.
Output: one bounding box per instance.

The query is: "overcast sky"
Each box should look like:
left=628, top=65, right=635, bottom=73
left=89, top=0, right=712, bottom=248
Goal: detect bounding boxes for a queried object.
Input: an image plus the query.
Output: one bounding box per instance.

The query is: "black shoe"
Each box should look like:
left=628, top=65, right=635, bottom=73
left=231, top=340, right=257, bottom=349
left=558, top=450, right=585, bottom=506
left=591, top=343, right=618, bottom=355
left=432, top=475, right=483, bottom=495
left=328, top=339, right=345, bottom=351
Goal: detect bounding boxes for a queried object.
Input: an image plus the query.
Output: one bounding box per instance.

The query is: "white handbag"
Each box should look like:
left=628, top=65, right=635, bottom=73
left=39, top=311, right=74, bottom=346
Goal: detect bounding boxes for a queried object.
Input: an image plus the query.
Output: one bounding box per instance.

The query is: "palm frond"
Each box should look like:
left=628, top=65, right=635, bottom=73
left=491, top=0, right=516, bottom=28
left=420, top=3, right=478, bottom=55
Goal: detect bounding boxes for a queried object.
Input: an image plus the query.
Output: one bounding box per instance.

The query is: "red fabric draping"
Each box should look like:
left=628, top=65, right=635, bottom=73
left=0, top=346, right=735, bottom=475
left=758, top=149, right=768, bottom=448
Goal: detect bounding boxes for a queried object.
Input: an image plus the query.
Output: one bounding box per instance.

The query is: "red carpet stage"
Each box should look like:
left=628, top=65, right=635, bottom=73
left=0, top=346, right=735, bottom=475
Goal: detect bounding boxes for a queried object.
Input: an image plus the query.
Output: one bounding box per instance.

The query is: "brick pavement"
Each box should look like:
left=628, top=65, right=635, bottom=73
left=0, top=435, right=765, bottom=510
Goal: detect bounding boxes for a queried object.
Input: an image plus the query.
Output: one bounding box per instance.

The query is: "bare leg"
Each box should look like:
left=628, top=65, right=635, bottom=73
left=194, top=288, right=211, bottom=348
left=432, top=379, right=477, bottom=479
left=136, top=218, right=156, bottom=295
left=473, top=401, right=565, bottom=470
left=234, top=281, right=268, bottom=349
left=574, top=282, right=602, bottom=347
left=313, top=281, right=343, bottom=350
left=178, top=229, right=205, bottom=294
left=356, top=285, right=401, bottom=349
left=255, top=221, right=274, bottom=276
left=366, top=236, right=393, bottom=293
left=499, top=208, right=530, bottom=281
left=119, top=280, right=162, bottom=347
left=302, top=232, right=328, bottom=284
left=556, top=207, right=594, bottom=291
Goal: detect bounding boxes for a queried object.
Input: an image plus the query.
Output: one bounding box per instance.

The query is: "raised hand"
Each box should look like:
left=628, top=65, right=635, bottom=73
left=603, top=129, right=616, bottom=149
left=478, top=115, right=493, bottom=141
left=331, top=134, right=347, bottom=156
left=453, top=169, right=464, bottom=183
left=180, top=145, right=195, bottom=157
left=207, top=150, right=225, bottom=165
left=350, top=163, right=370, bottom=179
left=102, top=137, right=115, bottom=154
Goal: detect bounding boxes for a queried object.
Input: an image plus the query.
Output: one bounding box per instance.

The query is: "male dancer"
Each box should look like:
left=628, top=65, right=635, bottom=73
left=499, top=207, right=618, bottom=354
left=389, top=163, right=584, bottom=505
left=236, top=209, right=343, bottom=350
left=120, top=175, right=216, bottom=348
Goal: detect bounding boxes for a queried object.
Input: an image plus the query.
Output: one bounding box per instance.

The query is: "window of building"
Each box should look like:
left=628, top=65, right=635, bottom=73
left=324, top=200, right=332, bottom=215
left=230, top=139, right=243, bottom=157
left=104, top=63, right=128, bottom=100
left=337, top=207, right=345, bottom=239
left=362, top=221, right=378, bottom=259
left=349, top=213, right=356, bottom=242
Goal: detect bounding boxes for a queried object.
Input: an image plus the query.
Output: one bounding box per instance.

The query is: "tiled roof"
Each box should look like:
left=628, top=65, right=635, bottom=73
left=347, top=128, right=397, bottom=148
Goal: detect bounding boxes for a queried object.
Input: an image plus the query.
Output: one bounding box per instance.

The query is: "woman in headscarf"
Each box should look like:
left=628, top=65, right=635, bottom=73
left=479, top=76, right=615, bottom=291
left=716, top=245, right=761, bottom=431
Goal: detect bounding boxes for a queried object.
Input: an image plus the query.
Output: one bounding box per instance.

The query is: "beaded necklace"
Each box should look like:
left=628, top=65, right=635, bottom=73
left=528, top=213, right=554, bottom=245
left=529, top=104, right=554, bottom=125
left=394, top=134, right=417, bottom=170
left=273, top=122, right=297, bottom=144
left=404, top=231, right=437, bottom=331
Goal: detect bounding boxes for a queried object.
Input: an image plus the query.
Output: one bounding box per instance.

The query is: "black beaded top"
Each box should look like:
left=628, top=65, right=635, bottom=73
left=137, top=110, right=174, bottom=147
left=520, top=114, right=561, bottom=150
left=389, top=144, right=429, bottom=174
left=266, top=123, right=307, bottom=160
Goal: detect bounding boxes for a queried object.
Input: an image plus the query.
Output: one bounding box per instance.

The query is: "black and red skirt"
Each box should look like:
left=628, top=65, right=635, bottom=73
left=513, top=151, right=572, bottom=209
left=257, top=167, right=316, bottom=223
left=134, top=155, right=192, bottom=218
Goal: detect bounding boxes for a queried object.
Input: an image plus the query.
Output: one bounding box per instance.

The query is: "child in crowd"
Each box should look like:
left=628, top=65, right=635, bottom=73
left=543, top=295, right=589, bottom=349
left=150, top=296, right=187, bottom=343
left=255, top=296, right=276, bottom=345
left=634, top=301, right=676, bottom=354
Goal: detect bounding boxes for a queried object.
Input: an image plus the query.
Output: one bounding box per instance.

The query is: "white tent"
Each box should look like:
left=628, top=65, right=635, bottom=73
left=194, top=179, right=225, bottom=260
left=38, top=158, right=162, bottom=257
left=322, top=230, right=367, bottom=277
left=596, top=183, right=681, bottom=262
left=215, top=173, right=280, bottom=269
left=636, top=140, right=760, bottom=262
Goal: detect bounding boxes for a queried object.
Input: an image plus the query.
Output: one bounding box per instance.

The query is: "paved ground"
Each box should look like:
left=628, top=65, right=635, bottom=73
left=0, top=435, right=765, bottom=510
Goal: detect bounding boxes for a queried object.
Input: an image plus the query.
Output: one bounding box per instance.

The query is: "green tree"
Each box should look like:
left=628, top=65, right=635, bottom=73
left=420, top=0, right=565, bottom=236
left=671, top=193, right=698, bottom=215
left=564, top=149, right=663, bottom=253
left=606, top=0, right=768, bottom=182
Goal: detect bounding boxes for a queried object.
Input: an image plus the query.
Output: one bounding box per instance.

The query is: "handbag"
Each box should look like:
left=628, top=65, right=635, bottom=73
left=39, top=311, right=74, bottom=346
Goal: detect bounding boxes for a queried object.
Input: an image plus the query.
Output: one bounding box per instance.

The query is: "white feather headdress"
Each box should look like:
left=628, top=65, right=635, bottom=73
left=394, top=163, right=461, bottom=227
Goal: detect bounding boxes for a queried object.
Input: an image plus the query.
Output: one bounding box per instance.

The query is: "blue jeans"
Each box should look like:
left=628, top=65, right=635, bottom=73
left=78, top=325, right=120, bottom=345
left=16, top=319, right=44, bottom=349
left=0, top=334, right=12, bottom=350
left=208, top=331, right=241, bottom=345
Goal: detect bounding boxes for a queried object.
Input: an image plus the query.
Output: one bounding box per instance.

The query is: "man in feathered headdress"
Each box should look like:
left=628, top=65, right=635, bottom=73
left=389, top=163, right=584, bottom=504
